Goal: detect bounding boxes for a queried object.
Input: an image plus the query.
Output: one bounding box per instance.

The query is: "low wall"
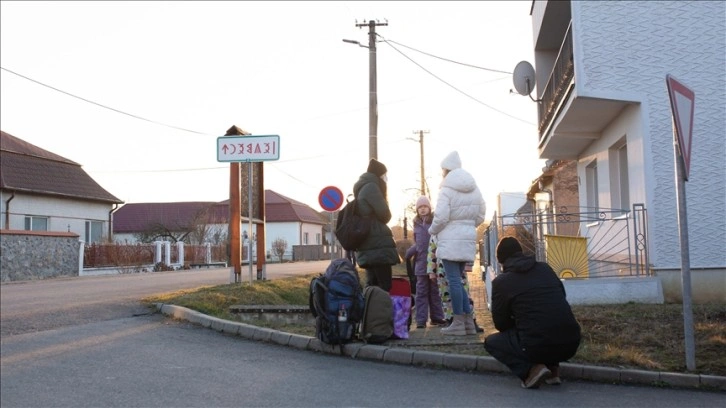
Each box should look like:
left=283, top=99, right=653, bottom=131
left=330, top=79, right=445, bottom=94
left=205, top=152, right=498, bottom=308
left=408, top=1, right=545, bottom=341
left=484, top=266, right=665, bottom=306
left=0, top=230, right=81, bottom=281
left=654, top=268, right=726, bottom=303
left=562, top=277, right=664, bottom=305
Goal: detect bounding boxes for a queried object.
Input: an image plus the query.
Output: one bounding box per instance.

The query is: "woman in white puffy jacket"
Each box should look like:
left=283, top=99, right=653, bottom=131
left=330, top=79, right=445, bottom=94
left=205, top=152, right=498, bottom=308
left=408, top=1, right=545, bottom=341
left=428, top=151, right=486, bottom=336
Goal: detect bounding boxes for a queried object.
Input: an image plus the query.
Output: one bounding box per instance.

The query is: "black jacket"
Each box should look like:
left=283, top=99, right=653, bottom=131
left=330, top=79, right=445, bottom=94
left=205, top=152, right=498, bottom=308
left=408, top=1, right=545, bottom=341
left=352, top=172, right=400, bottom=267
left=491, top=253, right=581, bottom=348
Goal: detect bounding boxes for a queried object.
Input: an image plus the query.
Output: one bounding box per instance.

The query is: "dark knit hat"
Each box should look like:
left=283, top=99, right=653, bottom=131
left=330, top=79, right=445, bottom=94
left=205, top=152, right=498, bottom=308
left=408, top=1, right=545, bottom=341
left=367, top=158, right=387, bottom=177
left=496, top=237, right=523, bottom=263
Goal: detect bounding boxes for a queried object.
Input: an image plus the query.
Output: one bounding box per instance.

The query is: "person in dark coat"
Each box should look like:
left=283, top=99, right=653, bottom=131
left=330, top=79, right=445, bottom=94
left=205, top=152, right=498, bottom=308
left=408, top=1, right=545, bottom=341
left=353, top=159, right=400, bottom=291
left=484, top=237, right=581, bottom=389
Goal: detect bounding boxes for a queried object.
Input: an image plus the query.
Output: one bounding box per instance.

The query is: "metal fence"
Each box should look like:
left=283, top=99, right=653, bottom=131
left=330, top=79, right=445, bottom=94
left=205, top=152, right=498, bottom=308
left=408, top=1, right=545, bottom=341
left=482, top=204, right=650, bottom=280
left=83, top=243, right=156, bottom=268
left=84, top=242, right=229, bottom=268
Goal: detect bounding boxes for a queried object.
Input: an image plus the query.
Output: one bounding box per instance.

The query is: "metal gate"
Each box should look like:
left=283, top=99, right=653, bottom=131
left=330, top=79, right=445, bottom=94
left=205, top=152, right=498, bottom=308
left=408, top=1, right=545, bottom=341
left=483, top=204, right=650, bottom=280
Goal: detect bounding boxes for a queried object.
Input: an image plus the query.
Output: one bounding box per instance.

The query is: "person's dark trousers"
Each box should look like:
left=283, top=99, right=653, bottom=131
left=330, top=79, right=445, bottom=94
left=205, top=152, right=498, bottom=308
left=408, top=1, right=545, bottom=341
left=365, top=264, right=392, bottom=292
left=485, top=330, right=580, bottom=380
left=525, top=341, right=580, bottom=367
left=484, top=329, right=531, bottom=380
left=405, top=257, right=417, bottom=295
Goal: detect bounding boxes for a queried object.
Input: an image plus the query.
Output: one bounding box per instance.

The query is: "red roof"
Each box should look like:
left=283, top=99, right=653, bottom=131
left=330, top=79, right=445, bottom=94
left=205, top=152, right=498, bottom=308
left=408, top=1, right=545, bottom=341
left=264, top=190, right=328, bottom=224
left=0, top=130, right=122, bottom=204
left=113, top=201, right=228, bottom=233
left=114, top=190, right=326, bottom=233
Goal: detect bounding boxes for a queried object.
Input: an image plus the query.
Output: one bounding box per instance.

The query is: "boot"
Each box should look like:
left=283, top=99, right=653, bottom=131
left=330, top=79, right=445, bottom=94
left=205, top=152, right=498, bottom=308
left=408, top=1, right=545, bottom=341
left=545, top=365, right=562, bottom=385
left=441, top=314, right=466, bottom=336
left=464, top=313, right=477, bottom=335
left=521, top=364, right=550, bottom=389
left=474, top=318, right=484, bottom=333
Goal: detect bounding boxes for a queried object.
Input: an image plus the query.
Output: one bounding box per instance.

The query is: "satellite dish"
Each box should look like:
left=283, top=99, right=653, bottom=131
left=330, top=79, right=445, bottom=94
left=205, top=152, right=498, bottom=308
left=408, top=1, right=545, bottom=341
left=512, top=61, right=536, bottom=96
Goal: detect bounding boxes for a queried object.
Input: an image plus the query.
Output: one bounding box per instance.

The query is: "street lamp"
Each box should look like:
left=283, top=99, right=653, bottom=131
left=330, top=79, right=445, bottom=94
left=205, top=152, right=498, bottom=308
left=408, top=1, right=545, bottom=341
left=343, top=19, right=387, bottom=161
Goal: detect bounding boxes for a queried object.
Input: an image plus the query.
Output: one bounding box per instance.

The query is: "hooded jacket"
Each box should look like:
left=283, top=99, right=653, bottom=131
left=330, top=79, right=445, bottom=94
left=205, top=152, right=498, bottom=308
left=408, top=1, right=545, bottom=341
left=353, top=172, right=400, bottom=267
left=428, top=168, right=486, bottom=262
left=491, top=253, right=581, bottom=348
left=404, top=212, right=434, bottom=275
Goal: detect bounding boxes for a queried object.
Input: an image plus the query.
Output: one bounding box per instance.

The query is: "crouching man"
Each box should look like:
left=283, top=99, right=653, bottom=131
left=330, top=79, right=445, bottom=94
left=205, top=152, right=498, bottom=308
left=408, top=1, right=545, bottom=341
left=484, top=237, right=581, bottom=389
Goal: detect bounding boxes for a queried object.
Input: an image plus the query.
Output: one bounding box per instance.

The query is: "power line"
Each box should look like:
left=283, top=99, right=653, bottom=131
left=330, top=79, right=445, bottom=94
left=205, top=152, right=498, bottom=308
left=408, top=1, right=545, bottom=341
left=383, top=39, right=512, bottom=74
left=378, top=37, right=535, bottom=126
left=0, top=67, right=211, bottom=136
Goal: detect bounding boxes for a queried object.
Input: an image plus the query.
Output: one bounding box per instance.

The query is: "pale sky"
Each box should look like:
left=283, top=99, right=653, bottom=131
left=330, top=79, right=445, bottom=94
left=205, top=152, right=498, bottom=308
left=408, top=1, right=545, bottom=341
left=0, top=1, right=544, bottom=227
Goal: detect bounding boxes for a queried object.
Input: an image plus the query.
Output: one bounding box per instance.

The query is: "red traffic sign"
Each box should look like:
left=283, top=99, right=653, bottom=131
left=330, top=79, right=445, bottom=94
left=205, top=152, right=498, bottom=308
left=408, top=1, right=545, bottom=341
left=318, top=186, right=344, bottom=212
left=666, top=75, right=695, bottom=180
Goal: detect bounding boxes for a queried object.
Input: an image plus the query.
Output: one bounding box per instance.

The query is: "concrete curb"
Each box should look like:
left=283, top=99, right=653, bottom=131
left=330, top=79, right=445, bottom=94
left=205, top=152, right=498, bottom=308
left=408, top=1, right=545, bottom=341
left=155, top=303, right=726, bottom=392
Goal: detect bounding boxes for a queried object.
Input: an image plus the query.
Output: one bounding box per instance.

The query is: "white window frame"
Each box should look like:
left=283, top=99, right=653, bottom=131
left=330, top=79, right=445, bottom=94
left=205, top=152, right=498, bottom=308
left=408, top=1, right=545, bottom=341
left=609, top=138, right=630, bottom=212
left=85, top=220, right=104, bottom=243
left=24, top=216, right=48, bottom=231
left=586, top=160, right=599, bottom=211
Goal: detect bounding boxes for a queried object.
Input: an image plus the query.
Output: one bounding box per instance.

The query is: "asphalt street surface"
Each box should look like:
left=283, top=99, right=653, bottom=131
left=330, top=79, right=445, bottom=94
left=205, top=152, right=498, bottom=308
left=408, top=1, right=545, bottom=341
left=2, top=262, right=723, bottom=407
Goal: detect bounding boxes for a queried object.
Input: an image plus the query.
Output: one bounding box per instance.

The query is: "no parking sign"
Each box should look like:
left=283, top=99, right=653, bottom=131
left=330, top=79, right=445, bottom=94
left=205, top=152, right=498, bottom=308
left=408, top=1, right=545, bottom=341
left=318, top=186, right=344, bottom=212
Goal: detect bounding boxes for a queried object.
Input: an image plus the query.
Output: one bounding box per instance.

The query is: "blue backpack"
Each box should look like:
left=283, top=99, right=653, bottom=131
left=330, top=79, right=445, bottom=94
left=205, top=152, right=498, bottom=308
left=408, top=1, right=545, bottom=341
left=309, top=258, right=365, bottom=346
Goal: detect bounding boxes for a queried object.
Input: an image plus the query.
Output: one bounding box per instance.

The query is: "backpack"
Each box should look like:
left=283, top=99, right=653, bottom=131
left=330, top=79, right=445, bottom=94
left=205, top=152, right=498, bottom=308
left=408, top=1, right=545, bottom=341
left=335, top=197, right=372, bottom=251
left=308, top=258, right=365, bottom=346
left=359, top=285, right=393, bottom=344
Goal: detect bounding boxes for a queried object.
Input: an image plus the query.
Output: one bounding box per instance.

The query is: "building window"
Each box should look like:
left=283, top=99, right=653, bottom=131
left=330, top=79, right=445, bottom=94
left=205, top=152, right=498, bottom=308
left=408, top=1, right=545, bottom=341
left=609, top=140, right=630, bottom=212
left=316, top=233, right=321, bottom=245
left=303, top=232, right=309, bottom=245
left=586, top=160, right=599, bottom=210
left=85, top=220, right=104, bottom=243
left=24, top=216, right=48, bottom=231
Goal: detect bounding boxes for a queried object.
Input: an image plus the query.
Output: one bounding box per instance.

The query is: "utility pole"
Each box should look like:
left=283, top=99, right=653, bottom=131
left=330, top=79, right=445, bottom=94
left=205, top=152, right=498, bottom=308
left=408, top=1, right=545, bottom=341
left=356, top=19, right=387, bottom=160
left=411, top=130, right=429, bottom=195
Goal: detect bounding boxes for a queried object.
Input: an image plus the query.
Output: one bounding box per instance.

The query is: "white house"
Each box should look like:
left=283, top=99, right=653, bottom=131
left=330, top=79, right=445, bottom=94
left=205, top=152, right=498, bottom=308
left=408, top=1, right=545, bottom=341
left=0, top=131, right=123, bottom=242
left=112, top=190, right=329, bottom=261
left=525, top=0, right=725, bottom=302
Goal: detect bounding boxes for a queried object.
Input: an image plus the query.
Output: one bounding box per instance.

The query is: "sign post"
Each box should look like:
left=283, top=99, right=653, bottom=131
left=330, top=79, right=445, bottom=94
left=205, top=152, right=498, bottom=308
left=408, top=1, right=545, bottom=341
left=218, top=134, right=280, bottom=285
left=318, top=186, right=344, bottom=260
left=666, top=74, right=696, bottom=371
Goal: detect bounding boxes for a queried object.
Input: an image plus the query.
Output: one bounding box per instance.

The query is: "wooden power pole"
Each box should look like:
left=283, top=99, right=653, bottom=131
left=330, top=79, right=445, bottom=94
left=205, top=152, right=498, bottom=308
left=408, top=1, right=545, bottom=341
left=412, top=130, right=429, bottom=195
left=355, top=19, right=388, bottom=160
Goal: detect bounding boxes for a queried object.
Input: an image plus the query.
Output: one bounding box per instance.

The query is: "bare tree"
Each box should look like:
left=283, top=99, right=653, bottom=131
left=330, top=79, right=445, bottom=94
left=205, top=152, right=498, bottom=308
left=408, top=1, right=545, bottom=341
left=271, top=237, right=288, bottom=263
left=134, top=205, right=221, bottom=244
left=187, top=208, right=213, bottom=245
left=134, top=223, right=188, bottom=243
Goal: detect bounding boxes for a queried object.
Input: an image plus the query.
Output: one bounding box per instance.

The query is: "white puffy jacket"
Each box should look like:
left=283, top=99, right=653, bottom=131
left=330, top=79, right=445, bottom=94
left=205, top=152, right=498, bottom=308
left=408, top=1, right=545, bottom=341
left=428, top=168, right=486, bottom=262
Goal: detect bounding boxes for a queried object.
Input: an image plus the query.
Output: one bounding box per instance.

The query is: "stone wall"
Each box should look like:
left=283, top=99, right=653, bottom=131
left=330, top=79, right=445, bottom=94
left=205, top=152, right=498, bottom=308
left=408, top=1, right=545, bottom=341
left=0, top=230, right=81, bottom=281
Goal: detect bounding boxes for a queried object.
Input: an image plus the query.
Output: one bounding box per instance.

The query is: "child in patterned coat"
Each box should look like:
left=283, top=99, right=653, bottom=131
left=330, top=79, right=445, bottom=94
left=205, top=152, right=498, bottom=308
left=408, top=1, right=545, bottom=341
left=427, top=236, right=484, bottom=332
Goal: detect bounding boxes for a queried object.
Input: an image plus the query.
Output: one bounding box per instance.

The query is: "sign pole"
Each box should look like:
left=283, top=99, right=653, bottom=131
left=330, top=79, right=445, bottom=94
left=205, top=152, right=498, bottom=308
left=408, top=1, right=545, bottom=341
left=673, top=123, right=696, bottom=371
left=248, top=161, right=254, bottom=285
left=666, top=75, right=696, bottom=371
left=330, top=212, right=335, bottom=261
left=218, top=130, right=280, bottom=284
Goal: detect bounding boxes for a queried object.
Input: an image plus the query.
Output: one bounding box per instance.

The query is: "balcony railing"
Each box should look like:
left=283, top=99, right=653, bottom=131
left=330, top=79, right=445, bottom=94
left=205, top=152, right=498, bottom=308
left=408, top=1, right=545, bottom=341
left=538, top=22, right=574, bottom=139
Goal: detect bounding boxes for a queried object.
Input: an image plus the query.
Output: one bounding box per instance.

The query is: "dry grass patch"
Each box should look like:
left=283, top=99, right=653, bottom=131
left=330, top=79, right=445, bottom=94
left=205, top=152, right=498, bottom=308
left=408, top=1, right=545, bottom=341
left=143, top=274, right=726, bottom=377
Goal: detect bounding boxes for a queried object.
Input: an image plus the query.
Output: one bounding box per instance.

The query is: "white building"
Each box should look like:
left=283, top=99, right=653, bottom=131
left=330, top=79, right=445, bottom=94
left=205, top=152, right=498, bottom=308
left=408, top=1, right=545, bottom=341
left=112, top=190, right=329, bottom=262
left=0, top=131, right=123, bottom=242
left=527, top=0, right=725, bottom=302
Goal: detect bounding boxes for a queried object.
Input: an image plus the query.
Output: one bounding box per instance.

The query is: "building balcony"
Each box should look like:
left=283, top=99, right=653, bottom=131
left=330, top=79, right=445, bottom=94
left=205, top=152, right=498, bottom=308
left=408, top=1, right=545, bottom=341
left=534, top=16, right=631, bottom=160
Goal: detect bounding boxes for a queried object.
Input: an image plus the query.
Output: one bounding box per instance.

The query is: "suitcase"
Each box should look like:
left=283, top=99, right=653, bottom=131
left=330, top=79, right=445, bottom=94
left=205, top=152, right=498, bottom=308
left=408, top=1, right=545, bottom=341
left=390, top=277, right=413, bottom=337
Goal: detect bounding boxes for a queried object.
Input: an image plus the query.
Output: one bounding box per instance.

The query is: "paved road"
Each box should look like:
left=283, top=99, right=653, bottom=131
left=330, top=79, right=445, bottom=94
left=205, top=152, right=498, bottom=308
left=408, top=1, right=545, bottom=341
left=2, top=262, right=723, bottom=407
left=0, top=261, right=330, bottom=337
